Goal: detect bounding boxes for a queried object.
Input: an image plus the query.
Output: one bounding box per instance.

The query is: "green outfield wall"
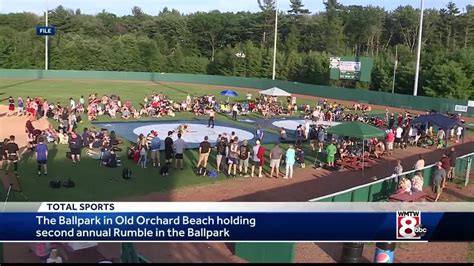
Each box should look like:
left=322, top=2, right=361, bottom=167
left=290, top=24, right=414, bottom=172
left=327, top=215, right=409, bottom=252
left=0, top=69, right=472, bottom=117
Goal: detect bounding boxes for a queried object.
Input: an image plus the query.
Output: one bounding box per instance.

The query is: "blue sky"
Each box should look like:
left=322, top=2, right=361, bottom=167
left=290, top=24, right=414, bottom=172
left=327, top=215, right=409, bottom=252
left=0, top=0, right=471, bottom=15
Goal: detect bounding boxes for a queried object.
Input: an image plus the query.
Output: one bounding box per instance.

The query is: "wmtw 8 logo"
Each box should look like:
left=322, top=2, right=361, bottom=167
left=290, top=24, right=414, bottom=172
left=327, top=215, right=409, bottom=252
left=396, top=211, right=427, bottom=239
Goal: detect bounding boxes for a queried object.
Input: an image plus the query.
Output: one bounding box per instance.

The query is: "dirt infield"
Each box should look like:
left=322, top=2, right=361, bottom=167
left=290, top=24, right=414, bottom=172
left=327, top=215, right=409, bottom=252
left=0, top=105, right=50, bottom=148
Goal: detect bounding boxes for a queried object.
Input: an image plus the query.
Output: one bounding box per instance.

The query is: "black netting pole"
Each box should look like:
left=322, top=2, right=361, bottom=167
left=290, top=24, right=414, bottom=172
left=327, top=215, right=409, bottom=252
left=340, top=242, right=365, bottom=263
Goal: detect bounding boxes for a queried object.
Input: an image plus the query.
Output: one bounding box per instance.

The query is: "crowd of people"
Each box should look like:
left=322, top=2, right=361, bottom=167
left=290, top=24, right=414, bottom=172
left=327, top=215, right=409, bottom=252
left=1, top=90, right=469, bottom=203
left=391, top=147, right=457, bottom=202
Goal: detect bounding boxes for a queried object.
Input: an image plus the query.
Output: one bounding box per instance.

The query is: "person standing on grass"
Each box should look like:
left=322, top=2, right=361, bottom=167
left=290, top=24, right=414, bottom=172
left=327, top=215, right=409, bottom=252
left=388, top=113, right=395, bottom=130
left=284, top=145, right=296, bottom=179
left=269, top=143, right=283, bottom=178
left=256, top=125, right=264, bottom=141
left=232, top=104, right=238, bottom=121
left=173, top=133, right=186, bottom=170
left=68, top=131, right=83, bottom=164
left=227, top=138, right=239, bottom=177
left=197, top=136, right=211, bottom=169
left=0, top=138, right=7, bottom=171
left=432, top=161, right=446, bottom=202
left=326, top=141, right=337, bottom=167
left=385, top=129, right=395, bottom=155
left=5, top=135, right=20, bottom=176
left=149, top=131, right=161, bottom=168
left=215, top=137, right=228, bottom=173
left=317, top=126, right=325, bottom=153
left=238, top=140, right=251, bottom=177
left=395, top=125, right=403, bottom=148
left=250, top=140, right=265, bottom=178
left=208, top=108, right=215, bottom=128
left=34, top=136, right=48, bottom=176
left=164, top=131, right=174, bottom=165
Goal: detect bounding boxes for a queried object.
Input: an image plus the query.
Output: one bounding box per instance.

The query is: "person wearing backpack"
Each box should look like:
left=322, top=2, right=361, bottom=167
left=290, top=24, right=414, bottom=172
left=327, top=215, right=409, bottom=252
left=238, top=139, right=251, bottom=177
left=149, top=131, right=161, bottom=168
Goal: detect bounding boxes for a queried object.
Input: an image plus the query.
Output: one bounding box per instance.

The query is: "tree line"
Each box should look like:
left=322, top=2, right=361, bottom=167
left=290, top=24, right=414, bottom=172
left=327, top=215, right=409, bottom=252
left=0, top=0, right=472, bottom=100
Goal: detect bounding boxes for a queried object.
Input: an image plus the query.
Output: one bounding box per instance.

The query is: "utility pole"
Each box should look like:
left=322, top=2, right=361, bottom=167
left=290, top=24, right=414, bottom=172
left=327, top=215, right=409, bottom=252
left=271, top=0, right=278, bottom=80
left=413, top=0, right=425, bottom=96
left=392, top=45, right=398, bottom=94
left=45, top=0, right=49, bottom=70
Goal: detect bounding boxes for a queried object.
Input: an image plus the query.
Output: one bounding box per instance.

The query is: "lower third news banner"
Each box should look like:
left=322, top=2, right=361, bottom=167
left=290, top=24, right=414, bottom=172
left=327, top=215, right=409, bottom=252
left=0, top=202, right=472, bottom=242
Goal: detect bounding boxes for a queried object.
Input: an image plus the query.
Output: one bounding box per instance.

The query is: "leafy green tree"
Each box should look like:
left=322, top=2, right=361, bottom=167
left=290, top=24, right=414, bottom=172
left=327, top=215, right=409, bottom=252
left=424, top=60, right=472, bottom=99
left=324, top=0, right=345, bottom=55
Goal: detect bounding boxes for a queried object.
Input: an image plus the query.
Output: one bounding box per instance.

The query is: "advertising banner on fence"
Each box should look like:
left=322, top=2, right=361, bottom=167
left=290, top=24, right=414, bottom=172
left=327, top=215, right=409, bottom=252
left=0, top=202, right=473, bottom=242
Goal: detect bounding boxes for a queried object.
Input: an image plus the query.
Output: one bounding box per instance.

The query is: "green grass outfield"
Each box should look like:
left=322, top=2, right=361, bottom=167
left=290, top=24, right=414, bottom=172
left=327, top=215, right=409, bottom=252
left=0, top=78, right=383, bottom=202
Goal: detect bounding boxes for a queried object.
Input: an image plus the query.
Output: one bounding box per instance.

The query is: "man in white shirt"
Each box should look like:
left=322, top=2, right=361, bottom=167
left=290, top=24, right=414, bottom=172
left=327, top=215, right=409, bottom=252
left=173, top=133, right=187, bottom=170
left=395, top=126, right=403, bottom=148
left=232, top=104, right=238, bottom=121
left=456, top=126, right=463, bottom=143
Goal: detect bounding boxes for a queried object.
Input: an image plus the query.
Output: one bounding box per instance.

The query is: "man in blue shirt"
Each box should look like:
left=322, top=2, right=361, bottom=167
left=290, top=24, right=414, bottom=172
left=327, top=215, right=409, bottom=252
left=36, top=136, right=48, bottom=176
left=149, top=131, right=162, bottom=167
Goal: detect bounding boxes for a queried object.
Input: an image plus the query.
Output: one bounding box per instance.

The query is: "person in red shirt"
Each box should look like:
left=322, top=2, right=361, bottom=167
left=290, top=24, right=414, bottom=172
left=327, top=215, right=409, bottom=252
left=385, top=130, right=395, bottom=155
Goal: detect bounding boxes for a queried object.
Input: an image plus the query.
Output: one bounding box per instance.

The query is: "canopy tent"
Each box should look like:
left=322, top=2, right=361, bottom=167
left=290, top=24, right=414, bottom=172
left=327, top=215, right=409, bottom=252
left=411, top=113, right=463, bottom=130
left=259, top=87, right=292, bottom=97
left=326, top=122, right=386, bottom=172
left=326, top=121, right=386, bottom=139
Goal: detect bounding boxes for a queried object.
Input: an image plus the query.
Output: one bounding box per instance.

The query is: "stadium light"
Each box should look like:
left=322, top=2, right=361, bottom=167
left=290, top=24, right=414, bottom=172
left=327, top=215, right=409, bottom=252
left=413, top=0, right=425, bottom=96
left=272, top=0, right=278, bottom=80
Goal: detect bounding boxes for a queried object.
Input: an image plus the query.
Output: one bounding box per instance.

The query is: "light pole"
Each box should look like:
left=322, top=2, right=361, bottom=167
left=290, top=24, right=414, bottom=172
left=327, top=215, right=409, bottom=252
left=271, top=0, right=278, bottom=80
left=392, top=45, right=398, bottom=94
left=413, top=0, right=425, bottom=96
left=45, top=0, right=49, bottom=70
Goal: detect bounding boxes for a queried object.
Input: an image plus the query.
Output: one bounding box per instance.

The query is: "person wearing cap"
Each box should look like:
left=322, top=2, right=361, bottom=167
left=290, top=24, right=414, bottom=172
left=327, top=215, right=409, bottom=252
left=149, top=131, right=161, bottom=167
left=238, top=139, right=251, bottom=177
left=164, top=131, right=174, bottom=165
left=251, top=140, right=265, bottom=178
left=197, top=136, right=211, bottom=169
